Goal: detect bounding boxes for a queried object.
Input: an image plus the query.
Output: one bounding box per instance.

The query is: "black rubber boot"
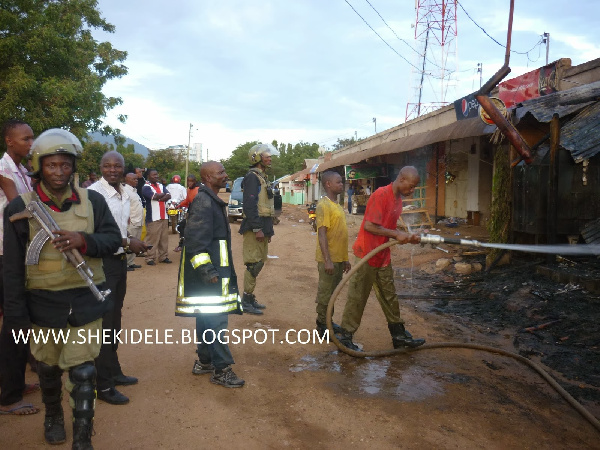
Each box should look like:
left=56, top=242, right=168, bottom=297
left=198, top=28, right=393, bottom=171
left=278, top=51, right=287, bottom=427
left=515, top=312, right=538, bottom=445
left=70, top=363, right=97, bottom=450
left=338, top=329, right=362, bottom=352
left=315, top=320, right=343, bottom=339
left=38, top=362, right=66, bottom=445
left=241, top=293, right=263, bottom=315
left=388, top=323, right=426, bottom=349
left=72, top=418, right=94, bottom=450
left=246, top=292, right=266, bottom=310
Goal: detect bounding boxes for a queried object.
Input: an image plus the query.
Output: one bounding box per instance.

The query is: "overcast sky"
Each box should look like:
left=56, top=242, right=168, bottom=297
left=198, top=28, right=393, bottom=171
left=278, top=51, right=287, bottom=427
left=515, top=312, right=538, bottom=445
left=95, top=0, right=599, bottom=161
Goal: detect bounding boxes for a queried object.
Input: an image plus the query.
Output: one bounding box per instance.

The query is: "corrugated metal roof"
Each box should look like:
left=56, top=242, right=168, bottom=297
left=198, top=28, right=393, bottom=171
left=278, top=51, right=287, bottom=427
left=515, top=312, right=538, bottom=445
left=515, top=79, right=600, bottom=122
left=560, top=102, right=600, bottom=161
left=582, top=218, right=600, bottom=245
left=318, top=117, right=494, bottom=171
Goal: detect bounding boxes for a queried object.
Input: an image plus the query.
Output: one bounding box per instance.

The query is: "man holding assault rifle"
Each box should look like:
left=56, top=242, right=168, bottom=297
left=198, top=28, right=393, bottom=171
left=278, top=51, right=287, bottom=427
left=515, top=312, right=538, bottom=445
left=2, top=129, right=121, bottom=449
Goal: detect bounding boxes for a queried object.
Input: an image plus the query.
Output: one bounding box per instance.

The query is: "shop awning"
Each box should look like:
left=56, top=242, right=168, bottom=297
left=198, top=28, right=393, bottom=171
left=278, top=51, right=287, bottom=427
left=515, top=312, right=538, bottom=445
left=317, top=117, right=495, bottom=172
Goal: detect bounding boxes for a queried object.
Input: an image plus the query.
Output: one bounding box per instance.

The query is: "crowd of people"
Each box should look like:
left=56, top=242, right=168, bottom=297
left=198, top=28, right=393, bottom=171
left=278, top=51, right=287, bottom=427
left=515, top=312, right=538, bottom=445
left=0, top=122, right=427, bottom=448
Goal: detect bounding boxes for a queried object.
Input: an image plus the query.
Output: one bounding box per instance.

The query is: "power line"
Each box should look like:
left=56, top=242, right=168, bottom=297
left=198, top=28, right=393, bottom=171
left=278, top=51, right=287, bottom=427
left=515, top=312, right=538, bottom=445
left=457, top=1, right=544, bottom=56
left=343, top=0, right=442, bottom=77
left=363, top=0, right=455, bottom=73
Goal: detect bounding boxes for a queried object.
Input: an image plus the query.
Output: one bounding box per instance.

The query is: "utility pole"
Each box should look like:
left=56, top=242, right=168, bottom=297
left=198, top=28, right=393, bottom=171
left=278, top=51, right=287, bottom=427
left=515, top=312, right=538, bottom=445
left=477, top=63, right=482, bottom=88
left=185, top=123, right=192, bottom=182
left=354, top=130, right=357, bottom=141
left=372, top=117, right=376, bottom=134
left=543, top=32, right=550, bottom=65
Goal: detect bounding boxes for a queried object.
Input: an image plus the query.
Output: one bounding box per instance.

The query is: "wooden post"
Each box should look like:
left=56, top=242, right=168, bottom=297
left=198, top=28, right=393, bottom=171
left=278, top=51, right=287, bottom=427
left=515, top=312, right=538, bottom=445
left=434, top=144, right=439, bottom=225
left=547, top=113, right=560, bottom=261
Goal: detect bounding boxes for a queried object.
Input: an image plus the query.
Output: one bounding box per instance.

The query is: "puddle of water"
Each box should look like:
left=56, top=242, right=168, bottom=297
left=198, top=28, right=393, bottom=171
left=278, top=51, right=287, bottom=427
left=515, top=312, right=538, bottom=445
left=290, top=353, right=446, bottom=402
left=289, top=353, right=342, bottom=373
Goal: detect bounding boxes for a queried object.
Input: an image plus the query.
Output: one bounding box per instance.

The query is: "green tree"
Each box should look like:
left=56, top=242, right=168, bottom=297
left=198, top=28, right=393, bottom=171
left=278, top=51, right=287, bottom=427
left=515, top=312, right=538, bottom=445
left=123, top=153, right=145, bottom=174
left=277, top=141, right=320, bottom=176
left=0, top=0, right=128, bottom=139
left=145, top=148, right=185, bottom=181
left=332, top=137, right=359, bottom=151
left=221, top=141, right=258, bottom=181
left=221, top=140, right=321, bottom=181
left=78, top=140, right=111, bottom=182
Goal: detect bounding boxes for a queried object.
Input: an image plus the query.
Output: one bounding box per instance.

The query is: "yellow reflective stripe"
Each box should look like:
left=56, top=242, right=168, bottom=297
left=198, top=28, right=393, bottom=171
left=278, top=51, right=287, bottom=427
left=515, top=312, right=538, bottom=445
left=175, top=303, right=239, bottom=315
left=177, top=295, right=237, bottom=305
left=191, top=253, right=211, bottom=269
left=178, top=248, right=186, bottom=297
left=219, top=240, right=228, bottom=266
left=221, top=277, right=230, bottom=297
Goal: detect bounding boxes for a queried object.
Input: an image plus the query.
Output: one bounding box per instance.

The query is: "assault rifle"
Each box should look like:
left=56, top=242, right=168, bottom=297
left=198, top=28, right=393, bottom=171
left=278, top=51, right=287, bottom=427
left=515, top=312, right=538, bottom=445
left=10, top=199, right=111, bottom=302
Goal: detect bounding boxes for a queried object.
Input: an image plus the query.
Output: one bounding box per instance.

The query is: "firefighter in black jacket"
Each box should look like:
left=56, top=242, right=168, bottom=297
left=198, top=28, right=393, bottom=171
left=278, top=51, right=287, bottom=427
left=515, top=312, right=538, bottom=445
left=239, top=143, right=279, bottom=315
left=3, top=129, right=121, bottom=449
left=175, top=161, right=244, bottom=388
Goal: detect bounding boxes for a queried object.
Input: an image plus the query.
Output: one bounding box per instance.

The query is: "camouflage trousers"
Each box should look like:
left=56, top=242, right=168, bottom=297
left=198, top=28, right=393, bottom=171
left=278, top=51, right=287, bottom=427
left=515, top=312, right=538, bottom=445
left=341, top=257, right=402, bottom=334
left=315, top=262, right=346, bottom=324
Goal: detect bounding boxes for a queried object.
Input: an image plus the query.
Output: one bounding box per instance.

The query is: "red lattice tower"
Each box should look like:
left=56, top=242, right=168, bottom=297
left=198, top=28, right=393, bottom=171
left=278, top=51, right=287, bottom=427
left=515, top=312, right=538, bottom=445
left=405, top=0, right=458, bottom=122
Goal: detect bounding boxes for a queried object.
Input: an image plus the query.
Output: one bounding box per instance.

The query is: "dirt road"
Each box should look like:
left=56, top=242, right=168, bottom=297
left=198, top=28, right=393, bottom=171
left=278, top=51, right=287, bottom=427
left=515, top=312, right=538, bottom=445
left=1, top=205, right=598, bottom=448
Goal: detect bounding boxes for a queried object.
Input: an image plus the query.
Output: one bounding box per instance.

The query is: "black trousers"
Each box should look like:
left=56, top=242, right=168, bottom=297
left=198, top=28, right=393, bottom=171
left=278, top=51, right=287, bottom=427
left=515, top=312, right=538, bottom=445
left=0, top=256, right=29, bottom=405
left=95, top=255, right=127, bottom=390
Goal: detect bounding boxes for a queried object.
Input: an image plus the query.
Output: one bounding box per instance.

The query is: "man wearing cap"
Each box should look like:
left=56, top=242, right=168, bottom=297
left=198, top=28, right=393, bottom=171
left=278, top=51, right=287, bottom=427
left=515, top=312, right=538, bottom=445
left=3, top=129, right=121, bottom=448
left=239, top=143, right=279, bottom=315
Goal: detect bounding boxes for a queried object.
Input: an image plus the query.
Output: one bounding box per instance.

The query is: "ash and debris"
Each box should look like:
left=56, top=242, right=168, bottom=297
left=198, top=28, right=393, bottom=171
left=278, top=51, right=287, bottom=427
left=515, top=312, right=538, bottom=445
left=395, top=255, right=600, bottom=406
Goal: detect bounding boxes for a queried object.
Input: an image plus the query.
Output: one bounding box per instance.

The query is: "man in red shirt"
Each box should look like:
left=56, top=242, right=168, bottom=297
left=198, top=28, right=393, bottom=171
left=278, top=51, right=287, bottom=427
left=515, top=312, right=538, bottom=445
left=339, top=166, right=426, bottom=351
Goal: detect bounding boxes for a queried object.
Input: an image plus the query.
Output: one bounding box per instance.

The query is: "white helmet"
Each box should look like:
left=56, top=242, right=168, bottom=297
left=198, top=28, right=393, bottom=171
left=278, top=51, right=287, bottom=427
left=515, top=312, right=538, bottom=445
left=248, top=143, right=279, bottom=167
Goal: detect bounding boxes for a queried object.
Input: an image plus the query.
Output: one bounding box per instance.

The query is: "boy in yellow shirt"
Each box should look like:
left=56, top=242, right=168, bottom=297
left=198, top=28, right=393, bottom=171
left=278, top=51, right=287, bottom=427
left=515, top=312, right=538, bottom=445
left=315, top=171, right=351, bottom=337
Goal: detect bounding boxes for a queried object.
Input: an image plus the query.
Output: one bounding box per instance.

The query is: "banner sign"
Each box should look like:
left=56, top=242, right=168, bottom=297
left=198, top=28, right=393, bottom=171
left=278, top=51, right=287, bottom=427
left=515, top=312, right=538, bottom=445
left=454, top=62, right=559, bottom=119
left=291, top=182, right=305, bottom=190
left=454, top=93, right=480, bottom=121
left=345, top=164, right=387, bottom=180
left=498, top=62, right=559, bottom=108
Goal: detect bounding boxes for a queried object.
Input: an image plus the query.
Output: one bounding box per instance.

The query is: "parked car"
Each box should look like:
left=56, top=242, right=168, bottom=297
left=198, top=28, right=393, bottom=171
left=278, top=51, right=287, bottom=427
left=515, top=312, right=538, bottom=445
left=227, top=177, right=244, bottom=222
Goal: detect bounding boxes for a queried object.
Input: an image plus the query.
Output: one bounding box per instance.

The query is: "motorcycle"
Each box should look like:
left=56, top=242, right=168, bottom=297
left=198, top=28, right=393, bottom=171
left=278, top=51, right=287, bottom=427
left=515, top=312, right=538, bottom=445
left=167, top=202, right=186, bottom=234
left=307, top=202, right=317, bottom=232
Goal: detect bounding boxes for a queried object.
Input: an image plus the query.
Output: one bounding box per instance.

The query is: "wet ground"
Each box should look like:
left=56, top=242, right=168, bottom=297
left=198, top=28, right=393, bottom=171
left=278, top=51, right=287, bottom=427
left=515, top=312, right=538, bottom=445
left=396, top=253, right=600, bottom=417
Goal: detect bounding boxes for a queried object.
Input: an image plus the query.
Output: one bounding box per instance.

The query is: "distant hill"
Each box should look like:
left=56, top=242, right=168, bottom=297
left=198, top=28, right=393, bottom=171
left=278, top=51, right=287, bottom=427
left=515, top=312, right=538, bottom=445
left=87, top=131, right=150, bottom=157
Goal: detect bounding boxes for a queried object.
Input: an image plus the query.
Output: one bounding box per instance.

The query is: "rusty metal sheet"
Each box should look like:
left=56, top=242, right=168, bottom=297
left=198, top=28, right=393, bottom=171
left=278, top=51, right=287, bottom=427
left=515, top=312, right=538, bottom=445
left=514, top=79, right=600, bottom=122
left=582, top=218, right=600, bottom=245
left=560, top=102, right=600, bottom=161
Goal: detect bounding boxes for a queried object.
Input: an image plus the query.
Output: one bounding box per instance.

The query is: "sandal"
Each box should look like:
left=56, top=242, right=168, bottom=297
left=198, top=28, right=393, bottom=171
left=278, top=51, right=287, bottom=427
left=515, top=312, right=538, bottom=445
left=0, top=401, right=40, bottom=415
left=23, top=383, right=40, bottom=395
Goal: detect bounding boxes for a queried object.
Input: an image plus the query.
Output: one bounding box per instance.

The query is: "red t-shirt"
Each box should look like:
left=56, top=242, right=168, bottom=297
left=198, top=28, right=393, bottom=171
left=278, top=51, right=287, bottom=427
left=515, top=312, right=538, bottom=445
left=352, top=184, right=403, bottom=267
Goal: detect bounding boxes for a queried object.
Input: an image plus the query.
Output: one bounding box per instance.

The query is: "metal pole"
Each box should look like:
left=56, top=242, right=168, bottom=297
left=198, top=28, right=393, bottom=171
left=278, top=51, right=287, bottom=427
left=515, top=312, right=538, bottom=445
left=373, top=117, right=376, bottom=134
left=544, top=32, right=550, bottom=65
left=185, top=123, right=192, bottom=182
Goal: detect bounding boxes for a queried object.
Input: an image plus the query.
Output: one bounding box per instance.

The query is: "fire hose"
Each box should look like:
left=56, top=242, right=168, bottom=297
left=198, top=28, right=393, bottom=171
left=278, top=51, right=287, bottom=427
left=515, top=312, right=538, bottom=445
left=325, top=238, right=600, bottom=433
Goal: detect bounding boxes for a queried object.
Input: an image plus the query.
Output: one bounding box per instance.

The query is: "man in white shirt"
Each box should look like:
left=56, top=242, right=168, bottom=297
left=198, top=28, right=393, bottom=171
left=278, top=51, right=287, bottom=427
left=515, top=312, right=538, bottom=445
left=166, top=175, right=186, bottom=204
left=0, top=119, right=37, bottom=416
left=123, top=172, right=144, bottom=271
left=88, top=151, right=149, bottom=405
